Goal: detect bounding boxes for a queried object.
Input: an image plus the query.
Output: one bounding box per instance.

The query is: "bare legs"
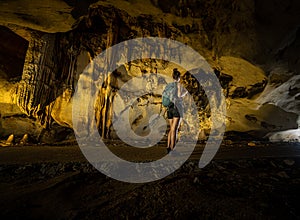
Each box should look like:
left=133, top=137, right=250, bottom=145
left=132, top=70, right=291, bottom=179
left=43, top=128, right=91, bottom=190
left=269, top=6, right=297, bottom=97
left=167, top=117, right=181, bottom=151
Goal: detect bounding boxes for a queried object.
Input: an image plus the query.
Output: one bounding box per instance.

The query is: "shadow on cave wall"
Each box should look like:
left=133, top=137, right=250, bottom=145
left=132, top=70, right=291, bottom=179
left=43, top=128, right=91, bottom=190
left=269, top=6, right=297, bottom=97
left=63, top=0, right=99, bottom=19
left=1, top=0, right=300, bottom=142
left=9, top=4, right=188, bottom=136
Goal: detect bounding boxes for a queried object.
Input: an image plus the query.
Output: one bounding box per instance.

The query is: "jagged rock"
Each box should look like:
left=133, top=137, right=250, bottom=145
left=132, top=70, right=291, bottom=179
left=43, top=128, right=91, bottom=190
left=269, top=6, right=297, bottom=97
left=193, top=177, right=199, bottom=184
left=245, top=114, right=258, bottom=123
left=276, top=171, right=290, bottom=179
left=0, top=1, right=299, bottom=142
left=231, top=87, right=247, bottom=98
left=267, top=129, right=300, bottom=142
left=19, top=134, right=28, bottom=145
left=283, top=159, right=295, bottom=166
left=5, top=134, right=14, bottom=146
left=269, top=65, right=295, bottom=85
left=224, top=140, right=233, bottom=145
left=0, top=115, right=44, bottom=140
left=258, top=75, right=300, bottom=141
left=247, top=142, right=256, bottom=147
left=261, top=121, right=276, bottom=130
left=247, top=80, right=268, bottom=98
left=0, top=0, right=75, bottom=33
left=288, top=86, right=300, bottom=96
left=218, top=72, right=233, bottom=90
left=295, top=94, right=300, bottom=100
left=38, top=124, right=74, bottom=144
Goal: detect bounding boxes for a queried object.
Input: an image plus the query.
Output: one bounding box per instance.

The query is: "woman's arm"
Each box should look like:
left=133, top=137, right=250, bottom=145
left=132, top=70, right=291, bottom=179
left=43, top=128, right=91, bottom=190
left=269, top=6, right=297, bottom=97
left=177, top=83, right=188, bottom=98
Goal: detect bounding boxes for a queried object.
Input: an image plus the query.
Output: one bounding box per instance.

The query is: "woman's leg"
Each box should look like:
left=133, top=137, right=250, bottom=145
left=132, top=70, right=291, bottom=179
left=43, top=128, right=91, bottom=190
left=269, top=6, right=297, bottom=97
left=170, top=117, right=181, bottom=150
left=174, top=117, right=182, bottom=145
left=167, top=119, right=173, bottom=149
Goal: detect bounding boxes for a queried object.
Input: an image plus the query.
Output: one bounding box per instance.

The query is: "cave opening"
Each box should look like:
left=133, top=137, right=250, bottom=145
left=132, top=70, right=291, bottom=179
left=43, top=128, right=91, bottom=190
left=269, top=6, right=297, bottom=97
left=0, top=26, right=28, bottom=81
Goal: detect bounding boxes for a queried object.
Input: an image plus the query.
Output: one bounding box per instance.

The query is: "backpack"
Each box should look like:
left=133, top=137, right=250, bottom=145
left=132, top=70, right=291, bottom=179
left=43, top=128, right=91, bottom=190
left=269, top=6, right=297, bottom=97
left=162, top=82, right=177, bottom=107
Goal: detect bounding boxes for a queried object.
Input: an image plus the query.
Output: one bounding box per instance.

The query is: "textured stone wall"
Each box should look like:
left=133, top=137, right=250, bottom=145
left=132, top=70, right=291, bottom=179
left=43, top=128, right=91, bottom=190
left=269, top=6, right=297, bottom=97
left=11, top=30, right=85, bottom=128
left=0, top=1, right=300, bottom=142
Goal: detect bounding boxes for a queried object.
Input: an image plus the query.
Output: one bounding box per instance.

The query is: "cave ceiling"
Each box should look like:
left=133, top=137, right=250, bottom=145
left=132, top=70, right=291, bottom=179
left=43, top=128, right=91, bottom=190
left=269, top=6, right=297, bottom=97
left=0, top=0, right=300, bottom=142
left=0, top=0, right=299, bottom=63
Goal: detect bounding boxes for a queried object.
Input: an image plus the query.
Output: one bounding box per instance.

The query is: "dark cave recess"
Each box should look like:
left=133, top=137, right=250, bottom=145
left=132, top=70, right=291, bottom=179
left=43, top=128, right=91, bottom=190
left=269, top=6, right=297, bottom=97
left=0, top=26, right=28, bottom=80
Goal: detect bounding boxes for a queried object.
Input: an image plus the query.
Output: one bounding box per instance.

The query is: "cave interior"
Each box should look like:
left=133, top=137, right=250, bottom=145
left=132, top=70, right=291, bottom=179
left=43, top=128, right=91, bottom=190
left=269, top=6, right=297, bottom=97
left=0, top=0, right=300, bottom=219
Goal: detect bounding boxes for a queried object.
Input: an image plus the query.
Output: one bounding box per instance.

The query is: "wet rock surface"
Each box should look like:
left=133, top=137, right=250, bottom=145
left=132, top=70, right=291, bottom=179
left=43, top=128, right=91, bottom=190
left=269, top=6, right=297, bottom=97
left=0, top=155, right=299, bottom=219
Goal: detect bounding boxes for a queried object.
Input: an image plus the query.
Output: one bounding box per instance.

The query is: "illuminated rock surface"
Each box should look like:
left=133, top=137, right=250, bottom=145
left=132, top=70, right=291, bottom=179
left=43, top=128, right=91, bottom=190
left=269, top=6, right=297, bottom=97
left=0, top=1, right=300, bottom=219
left=0, top=0, right=299, bottom=142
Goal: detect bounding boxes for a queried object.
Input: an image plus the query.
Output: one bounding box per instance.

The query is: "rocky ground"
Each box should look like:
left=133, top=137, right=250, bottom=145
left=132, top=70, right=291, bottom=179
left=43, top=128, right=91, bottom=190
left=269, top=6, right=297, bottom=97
left=0, top=142, right=299, bottom=220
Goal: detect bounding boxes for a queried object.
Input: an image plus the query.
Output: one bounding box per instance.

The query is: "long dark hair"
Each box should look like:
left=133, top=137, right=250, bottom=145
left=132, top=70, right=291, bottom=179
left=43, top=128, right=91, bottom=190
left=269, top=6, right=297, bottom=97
left=172, top=68, right=180, bottom=80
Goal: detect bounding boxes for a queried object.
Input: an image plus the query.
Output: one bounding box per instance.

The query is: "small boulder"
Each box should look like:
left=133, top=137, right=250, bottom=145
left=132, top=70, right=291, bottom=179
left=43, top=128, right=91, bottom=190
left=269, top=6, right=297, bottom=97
left=5, top=134, right=14, bottom=146
left=20, top=134, right=29, bottom=145
left=283, top=159, right=295, bottom=166
left=277, top=171, right=290, bottom=179
left=247, top=142, right=256, bottom=147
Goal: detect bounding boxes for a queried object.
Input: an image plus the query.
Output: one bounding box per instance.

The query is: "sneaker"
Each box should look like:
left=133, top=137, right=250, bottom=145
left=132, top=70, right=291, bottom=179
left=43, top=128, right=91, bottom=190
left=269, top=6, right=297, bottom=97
left=166, top=147, right=171, bottom=154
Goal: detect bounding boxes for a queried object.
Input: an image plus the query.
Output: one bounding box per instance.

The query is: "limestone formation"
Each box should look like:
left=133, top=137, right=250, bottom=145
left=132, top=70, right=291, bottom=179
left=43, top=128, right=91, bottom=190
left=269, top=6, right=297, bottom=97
left=5, top=134, right=14, bottom=146
left=19, top=134, right=28, bottom=145
left=0, top=0, right=299, bottom=142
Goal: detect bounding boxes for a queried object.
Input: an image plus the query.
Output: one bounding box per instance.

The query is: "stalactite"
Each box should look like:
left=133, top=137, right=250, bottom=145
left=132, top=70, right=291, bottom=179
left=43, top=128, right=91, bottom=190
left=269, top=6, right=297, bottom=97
left=11, top=4, right=187, bottom=139
left=96, top=19, right=120, bottom=138
left=14, top=32, right=81, bottom=129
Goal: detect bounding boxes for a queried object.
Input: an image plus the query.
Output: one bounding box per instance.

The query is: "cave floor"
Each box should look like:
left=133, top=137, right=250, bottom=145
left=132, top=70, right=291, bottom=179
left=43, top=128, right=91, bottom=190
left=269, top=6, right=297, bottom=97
left=0, top=141, right=299, bottom=219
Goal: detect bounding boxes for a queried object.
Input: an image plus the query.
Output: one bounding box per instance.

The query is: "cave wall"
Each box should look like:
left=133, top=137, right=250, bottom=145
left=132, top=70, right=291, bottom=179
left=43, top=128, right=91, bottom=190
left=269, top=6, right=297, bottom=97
left=0, top=26, right=28, bottom=114
left=8, top=4, right=192, bottom=140
left=13, top=32, right=78, bottom=128
left=0, top=0, right=300, bottom=142
left=0, top=26, right=28, bottom=79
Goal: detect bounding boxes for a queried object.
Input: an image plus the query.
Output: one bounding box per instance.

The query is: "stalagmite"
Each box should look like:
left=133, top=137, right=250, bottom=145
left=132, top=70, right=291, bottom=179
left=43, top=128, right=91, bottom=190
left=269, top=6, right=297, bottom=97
left=1, top=2, right=297, bottom=142
left=5, top=134, right=14, bottom=146
left=20, top=134, right=29, bottom=145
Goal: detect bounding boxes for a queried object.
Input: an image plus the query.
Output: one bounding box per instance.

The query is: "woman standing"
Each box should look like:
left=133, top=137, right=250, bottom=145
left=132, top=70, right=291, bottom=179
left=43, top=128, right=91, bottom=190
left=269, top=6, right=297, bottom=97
left=166, top=69, right=187, bottom=154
